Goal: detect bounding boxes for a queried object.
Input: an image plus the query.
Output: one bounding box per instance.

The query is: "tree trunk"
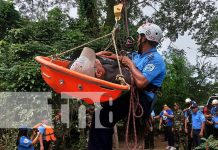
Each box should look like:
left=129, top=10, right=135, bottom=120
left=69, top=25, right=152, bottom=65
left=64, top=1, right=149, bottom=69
left=77, top=0, right=99, bottom=35
left=105, top=0, right=116, bottom=29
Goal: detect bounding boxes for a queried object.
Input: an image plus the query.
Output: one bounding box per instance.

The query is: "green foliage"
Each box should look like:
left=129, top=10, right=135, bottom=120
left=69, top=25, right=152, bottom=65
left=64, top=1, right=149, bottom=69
left=76, top=0, right=100, bottom=36
left=159, top=46, right=218, bottom=109
left=155, top=0, right=217, bottom=44
left=195, top=135, right=218, bottom=150
left=0, top=0, right=21, bottom=39
left=0, top=0, right=217, bottom=149
left=13, top=0, right=76, bottom=20
left=187, top=57, right=218, bottom=103
left=193, top=15, right=218, bottom=56
left=0, top=129, right=17, bottom=150
left=0, top=40, right=51, bottom=92
left=158, top=48, right=193, bottom=108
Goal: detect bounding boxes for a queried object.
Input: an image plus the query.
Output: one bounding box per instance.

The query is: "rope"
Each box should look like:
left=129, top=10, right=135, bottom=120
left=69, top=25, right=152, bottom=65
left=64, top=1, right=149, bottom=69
left=125, top=76, right=144, bottom=150
left=103, top=39, right=113, bottom=51
left=112, top=27, right=123, bottom=78
left=54, top=32, right=113, bottom=57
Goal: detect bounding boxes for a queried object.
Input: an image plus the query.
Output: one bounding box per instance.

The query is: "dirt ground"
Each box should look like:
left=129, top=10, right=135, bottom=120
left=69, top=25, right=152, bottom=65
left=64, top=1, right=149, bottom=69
left=114, top=134, right=168, bottom=150
left=147, top=135, right=168, bottom=150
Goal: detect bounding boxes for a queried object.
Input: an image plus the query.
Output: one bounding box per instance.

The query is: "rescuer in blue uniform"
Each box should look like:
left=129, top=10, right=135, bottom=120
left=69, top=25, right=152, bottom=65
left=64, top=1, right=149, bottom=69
left=16, top=126, right=40, bottom=150
left=88, top=23, right=166, bottom=150
left=191, top=103, right=205, bottom=148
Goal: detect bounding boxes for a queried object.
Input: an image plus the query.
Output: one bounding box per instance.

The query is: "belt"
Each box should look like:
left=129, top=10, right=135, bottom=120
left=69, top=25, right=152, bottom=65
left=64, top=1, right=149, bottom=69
left=193, top=129, right=201, bottom=131
left=144, top=84, right=161, bottom=93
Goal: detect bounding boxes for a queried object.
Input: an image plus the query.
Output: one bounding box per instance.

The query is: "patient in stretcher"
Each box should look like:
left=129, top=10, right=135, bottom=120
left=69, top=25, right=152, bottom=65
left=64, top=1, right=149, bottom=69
left=70, top=47, right=131, bottom=84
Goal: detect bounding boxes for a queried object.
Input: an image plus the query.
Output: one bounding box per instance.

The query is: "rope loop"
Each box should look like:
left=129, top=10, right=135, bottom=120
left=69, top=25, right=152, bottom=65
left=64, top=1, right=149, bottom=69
left=125, top=76, right=144, bottom=150
left=115, top=74, right=128, bottom=86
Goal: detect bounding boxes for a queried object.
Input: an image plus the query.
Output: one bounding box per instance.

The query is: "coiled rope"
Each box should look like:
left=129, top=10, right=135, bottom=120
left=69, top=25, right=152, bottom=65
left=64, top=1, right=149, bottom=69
left=125, top=76, right=144, bottom=150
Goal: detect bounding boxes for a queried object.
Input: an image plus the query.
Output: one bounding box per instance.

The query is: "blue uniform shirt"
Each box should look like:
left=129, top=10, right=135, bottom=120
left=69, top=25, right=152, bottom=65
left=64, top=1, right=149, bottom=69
left=192, top=111, right=205, bottom=129
left=160, top=109, right=174, bottom=127
left=132, top=48, right=166, bottom=87
left=212, top=115, right=218, bottom=129
left=131, top=48, right=166, bottom=101
left=18, top=136, right=34, bottom=150
left=38, top=125, right=46, bottom=140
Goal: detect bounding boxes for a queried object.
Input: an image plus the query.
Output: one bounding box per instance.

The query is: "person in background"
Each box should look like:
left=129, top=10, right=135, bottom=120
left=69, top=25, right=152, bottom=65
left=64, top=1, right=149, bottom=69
left=183, top=98, right=196, bottom=113
left=156, top=106, right=167, bottom=142
left=190, top=103, right=205, bottom=148
left=203, top=102, right=213, bottom=138
left=211, top=99, right=218, bottom=116
left=184, top=98, right=194, bottom=150
left=155, top=104, right=175, bottom=150
left=208, top=107, right=218, bottom=139
left=212, top=107, right=218, bottom=139
left=144, top=110, right=155, bottom=149
left=34, top=111, right=56, bottom=150
left=173, top=102, right=185, bottom=150
left=38, top=121, right=49, bottom=150
left=17, top=126, right=40, bottom=150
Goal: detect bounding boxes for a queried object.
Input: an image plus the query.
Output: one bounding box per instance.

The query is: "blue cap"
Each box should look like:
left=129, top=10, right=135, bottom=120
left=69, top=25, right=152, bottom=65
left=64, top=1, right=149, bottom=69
left=191, top=103, right=198, bottom=108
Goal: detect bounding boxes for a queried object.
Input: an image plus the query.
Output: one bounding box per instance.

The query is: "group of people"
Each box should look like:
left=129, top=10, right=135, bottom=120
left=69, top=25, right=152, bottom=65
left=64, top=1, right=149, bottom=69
left=17, top=20, right=218, bottom=150
left=68, top=31, right=218, bottom=150
left=203, top=98, right=218, bottom=139
left=17, top=111, right=59, bottom=150
left=17, top=22, right=166, bottom=150
left=149, top=98, right=218, bottom=150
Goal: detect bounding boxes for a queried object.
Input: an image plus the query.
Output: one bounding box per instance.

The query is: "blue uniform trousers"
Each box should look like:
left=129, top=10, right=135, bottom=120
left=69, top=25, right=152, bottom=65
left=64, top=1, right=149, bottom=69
left=193, top=129, right=201, bottom=148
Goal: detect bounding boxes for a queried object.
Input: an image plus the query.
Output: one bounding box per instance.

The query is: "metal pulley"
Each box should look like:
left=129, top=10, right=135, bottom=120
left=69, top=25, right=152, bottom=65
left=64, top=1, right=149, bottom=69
left=114, top=3, right=123, bottom=21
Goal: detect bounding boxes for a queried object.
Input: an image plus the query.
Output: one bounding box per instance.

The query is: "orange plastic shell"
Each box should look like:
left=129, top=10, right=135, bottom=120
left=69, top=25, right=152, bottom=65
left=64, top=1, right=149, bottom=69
left=35, top=56, right=129, bottom=104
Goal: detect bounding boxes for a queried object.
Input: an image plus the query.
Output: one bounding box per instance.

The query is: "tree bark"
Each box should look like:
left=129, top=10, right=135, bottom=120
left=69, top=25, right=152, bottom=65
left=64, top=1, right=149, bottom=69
left=105, top=0, right=116, bottom=29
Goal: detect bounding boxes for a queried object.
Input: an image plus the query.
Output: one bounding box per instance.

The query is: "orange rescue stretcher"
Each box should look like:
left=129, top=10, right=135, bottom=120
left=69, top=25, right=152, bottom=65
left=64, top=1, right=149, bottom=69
left=35, top=56, right=129, bottom=104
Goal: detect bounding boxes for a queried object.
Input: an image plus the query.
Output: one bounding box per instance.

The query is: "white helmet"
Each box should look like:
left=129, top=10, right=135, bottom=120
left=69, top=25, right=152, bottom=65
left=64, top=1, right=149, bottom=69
left=185, top=98, right=192, bottom=103
left=137, top=23, right=163, bottom=43
left=212, top=99, right=218, bottom=105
